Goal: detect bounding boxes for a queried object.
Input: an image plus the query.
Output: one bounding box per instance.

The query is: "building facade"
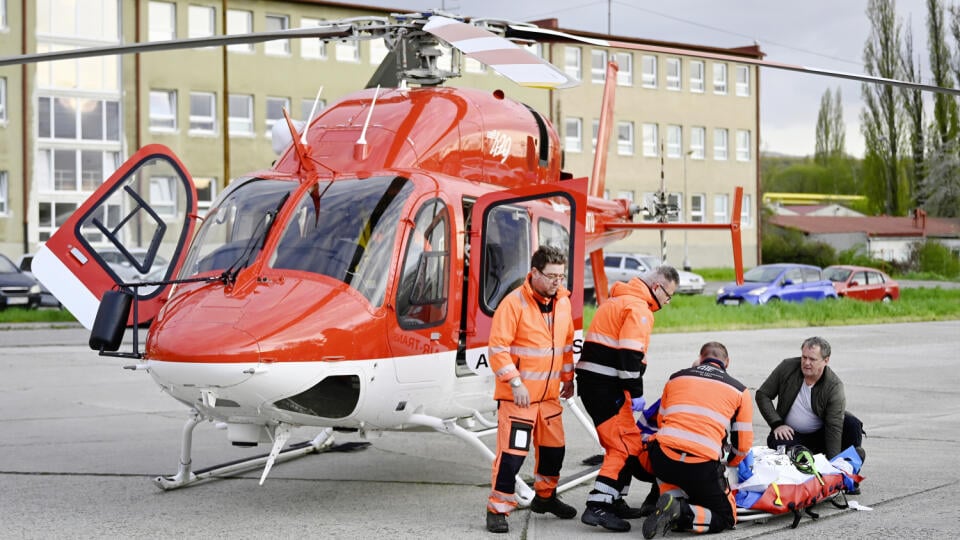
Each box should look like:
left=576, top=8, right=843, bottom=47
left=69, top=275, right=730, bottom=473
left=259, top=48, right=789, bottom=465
left=0, top=0, right=761, bottom=270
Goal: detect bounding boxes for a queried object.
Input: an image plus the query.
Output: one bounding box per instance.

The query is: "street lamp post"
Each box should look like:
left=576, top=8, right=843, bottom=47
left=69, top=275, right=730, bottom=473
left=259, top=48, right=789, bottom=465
left=682, top=150, right=693, bottom=271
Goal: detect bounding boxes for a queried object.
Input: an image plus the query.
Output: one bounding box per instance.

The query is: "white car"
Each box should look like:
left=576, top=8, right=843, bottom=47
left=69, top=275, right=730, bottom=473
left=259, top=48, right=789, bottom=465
left=584, top=252, right=706, bottom=300
left=99, top=247, right=170, bottom=284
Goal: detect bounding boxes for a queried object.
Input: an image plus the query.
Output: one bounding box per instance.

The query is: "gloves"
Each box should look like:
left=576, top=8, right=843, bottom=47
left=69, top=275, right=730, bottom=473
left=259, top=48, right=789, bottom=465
left=631, top=396, right=646, bottom=412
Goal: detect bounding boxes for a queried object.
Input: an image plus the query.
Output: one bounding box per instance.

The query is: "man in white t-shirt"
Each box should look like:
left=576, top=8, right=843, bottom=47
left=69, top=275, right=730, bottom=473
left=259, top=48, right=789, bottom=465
left=755, top=337, right=865, bottom=469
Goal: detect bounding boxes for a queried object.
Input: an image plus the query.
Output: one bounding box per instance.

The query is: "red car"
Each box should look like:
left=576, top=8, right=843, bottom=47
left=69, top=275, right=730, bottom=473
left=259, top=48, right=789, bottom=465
left=824, top=265, right=900, bottom=302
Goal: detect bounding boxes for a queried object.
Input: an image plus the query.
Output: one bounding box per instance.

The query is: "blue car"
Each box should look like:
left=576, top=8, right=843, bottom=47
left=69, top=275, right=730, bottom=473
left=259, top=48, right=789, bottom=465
left=716, top=263, right=838, bottom=305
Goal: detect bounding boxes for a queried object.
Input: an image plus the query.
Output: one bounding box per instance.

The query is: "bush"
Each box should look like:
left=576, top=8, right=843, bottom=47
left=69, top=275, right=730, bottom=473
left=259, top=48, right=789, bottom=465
left=762, top=226, right=836, bottom=267
left=912, top=242, right=960, bottom=278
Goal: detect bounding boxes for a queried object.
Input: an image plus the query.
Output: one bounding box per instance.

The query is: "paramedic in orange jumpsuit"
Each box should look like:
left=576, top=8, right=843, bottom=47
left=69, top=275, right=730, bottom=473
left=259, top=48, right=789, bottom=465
left=642, top=342, right=754, bottom=539
left=576, top=266, right=680, bottom=532
left=485, top=245, right=577, bottom=534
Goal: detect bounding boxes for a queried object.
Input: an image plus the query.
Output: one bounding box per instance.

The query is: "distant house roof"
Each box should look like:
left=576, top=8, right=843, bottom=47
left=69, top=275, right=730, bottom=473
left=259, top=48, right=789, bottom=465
left=775, top=204, right=866, bottom=217
left=768, top=215, right=960, bottom=238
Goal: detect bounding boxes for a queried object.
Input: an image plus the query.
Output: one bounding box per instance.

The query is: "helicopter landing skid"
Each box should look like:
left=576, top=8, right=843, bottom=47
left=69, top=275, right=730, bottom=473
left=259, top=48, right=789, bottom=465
left=153, top=409, right=336, bottom=491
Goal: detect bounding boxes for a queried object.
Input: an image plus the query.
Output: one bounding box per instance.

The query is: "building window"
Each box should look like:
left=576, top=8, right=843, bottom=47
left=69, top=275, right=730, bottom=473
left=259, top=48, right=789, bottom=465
left=150, top=176, right=177, bottom=217
left=713, top=128, right=728, bottom=160
left=227, top=10, right=253, bottom=53
left=194, top=177, right=218, bottom=212
left=615, top=52, right=633, bottom=86
left=714, top=194, right=729, bottom=223
left=666, top=125, right=682, bottom=158
left=591, top=119, right=599, bottom=151
left=300, top=18, right=328, bottom=59
left=301, top=98, right=326, bottom=122
left=565, top=117, right=582, bottom=153
left=37, top=149, right=119, bottom=192
left=465, top=56, right=485, bottom=73
left=0, top=0, right=6, bottom=29
left=690, top=126, right=705, bottom=159
left=336, top=41, right=360, bottom=63
left=736, top=65, right=750, bottom=96
left=741, top=194, right=753, bottom=228
left=690, top=60, right=704, bottom=92
left=37, top=97, right=120, bottom=141
left=228, top=94, right=253, bottom=135
left=666, top=58, right=681, bottom=90
left=713, top=63, right=727, bottom=94
left=149, top=1, right=175, bottom=42
left=188, top=5, right=215, bottom=39
left=617, top=121, right=634, bottom=155
left=36, top=0, right=119, bottom=40
left=0, top=77, right=6, bottom=124
left=37, top=202, right=78, bottom=241
left=369, top=38, right=389, bottom=64
left=264, top=14, right=290, bottom=56
left=736, top=129, right=751, bottom=161
left=565, top=46, right=581, bottom=80
left=641, top=55, right=657, bottom=88
left=149, top=90, right=177, bottom=131
left=189, top=92, right=216, bottom=134
left=0, top=171, right=7, bottom=215
left=591, top=49, right=607, bottom=84
left=265, top=96, right=290, bottom=137
left=690, top=194, right=705, bottom=223
left=642, top=123, right=658, bottom=157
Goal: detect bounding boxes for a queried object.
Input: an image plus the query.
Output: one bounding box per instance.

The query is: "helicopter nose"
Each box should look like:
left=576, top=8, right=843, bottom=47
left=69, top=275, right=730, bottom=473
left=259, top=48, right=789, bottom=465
left=148, top=321, right=260, bottom=367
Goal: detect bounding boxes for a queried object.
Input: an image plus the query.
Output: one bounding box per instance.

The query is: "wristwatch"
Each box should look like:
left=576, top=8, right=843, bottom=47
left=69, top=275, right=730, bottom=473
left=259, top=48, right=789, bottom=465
left=510, top=377, right=523, bottom=388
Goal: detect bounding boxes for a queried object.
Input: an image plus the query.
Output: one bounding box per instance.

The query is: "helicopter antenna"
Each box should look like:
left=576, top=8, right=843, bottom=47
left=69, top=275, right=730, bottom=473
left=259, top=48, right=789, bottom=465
left=355, top=85, right=381, bottom=160
left=301, top=86, right=324, bottom=145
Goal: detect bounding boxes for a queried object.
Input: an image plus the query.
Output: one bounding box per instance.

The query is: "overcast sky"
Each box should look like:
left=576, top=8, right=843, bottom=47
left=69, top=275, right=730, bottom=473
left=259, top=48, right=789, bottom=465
left=379, top=0, right=936, bottom=157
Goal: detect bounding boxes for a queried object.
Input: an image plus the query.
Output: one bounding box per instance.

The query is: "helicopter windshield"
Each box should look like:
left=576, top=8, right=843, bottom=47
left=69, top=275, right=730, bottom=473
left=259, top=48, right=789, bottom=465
left=181, top=179, right=296, bottom=279
left=270, top=176, right=413, bottom=306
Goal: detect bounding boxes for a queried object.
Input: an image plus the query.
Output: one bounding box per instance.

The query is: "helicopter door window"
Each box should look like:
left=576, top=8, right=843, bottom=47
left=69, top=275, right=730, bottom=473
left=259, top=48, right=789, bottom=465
left=397, top=199, right=450, bottom=329
left=481, top=205, right=531, bottom=311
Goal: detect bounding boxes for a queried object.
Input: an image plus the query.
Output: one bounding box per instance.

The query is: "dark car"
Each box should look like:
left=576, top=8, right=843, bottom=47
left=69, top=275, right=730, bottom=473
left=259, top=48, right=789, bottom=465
left=716, top=263, right=838, bottom=305
left=17, top=254, right=62, bottom=308
left=824, top=265, right=900, bottom=302
left=0, top=253, right=42, bottom=309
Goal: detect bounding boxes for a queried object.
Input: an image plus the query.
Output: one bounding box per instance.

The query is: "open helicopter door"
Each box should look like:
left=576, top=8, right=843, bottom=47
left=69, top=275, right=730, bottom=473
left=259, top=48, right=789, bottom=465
left=33, top=144, right=197, bottom=330
left=464, top=178, right=587, bottom=375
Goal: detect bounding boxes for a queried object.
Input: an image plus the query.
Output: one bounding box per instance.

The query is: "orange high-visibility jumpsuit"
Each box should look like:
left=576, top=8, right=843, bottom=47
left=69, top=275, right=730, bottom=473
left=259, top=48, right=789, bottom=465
left=486, top=277, right=574, bottom=515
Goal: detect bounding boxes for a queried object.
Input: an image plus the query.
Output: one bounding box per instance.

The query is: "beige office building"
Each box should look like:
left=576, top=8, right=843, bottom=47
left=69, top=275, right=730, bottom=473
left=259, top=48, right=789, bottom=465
left=0, top=0, right=761, bottom=269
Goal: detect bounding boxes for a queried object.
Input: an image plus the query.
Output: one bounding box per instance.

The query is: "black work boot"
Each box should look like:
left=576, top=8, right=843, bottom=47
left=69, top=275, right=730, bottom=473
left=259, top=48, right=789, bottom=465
left=530, top=493, right=577, bottom=519
left=612, top=497, right=646, bottom=519
left=641, top=494, right=684, bottom=539
left=639, top=483, right=660, bottom=517
left=486, top=511, right=508, bottom=533
left=581, top=503, right=631, bottom=532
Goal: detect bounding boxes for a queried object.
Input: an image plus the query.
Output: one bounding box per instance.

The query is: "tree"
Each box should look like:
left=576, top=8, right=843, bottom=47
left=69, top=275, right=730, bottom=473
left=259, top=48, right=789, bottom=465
left=862, top=0, right=907, bottom=215
left=919, top=140, right=960, bottom=216
left=901, top=18, right=926, bottom=207
left=815, top=87, right=846, bottom=166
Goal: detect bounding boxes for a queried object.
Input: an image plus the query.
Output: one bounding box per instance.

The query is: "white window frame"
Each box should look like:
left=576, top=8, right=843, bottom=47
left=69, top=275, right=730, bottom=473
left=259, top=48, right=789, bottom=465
left=736, top=129, right=751, bottom=161
left=228, top=94, right=254, bottom=135
left=148, top=1, right=175, bottom=42
left=150, top=175, right=177, bottom=217
left=565, top=117, right=582, bottom=153
left=0, top=77, right=6, bottom=124
left=666, top=58, right=681, bottom=90
left=37, top=148, right=119, bottom=192
left=642, top=123, right=658, bottom=157
left=591, top=118, right=599, bottom=151
left=713, top=63, right=728, bottom=94
left=666, top=124, right=682, bottom=158
left=736, top=65, right=750, bottom=96
left=194, top=176, right=218, bottom=212
left=265, top=96, right=290, bottom=137
left=690, top=126, right=705, bottom=159
left=227, top=10, right=253, bottom=53
left=741, top=194, right=753, bottom=228
left=690, top=193, right=705, bottom=223
left=617, top=121, right=634, bottom=155
left=615, top=52, right=633, bottom=86
left=0, top=0, right=6, bottom=29
left=149, top=89, right=177, bottom=132
left=188, top=5, right=214, bottom=39
left=565, top=46, right=581, bottom=81
left=189, top=92, right=217, bottom=135
left=300, top=18, right=328, bottom=59
left=689, top=60, right=704, bottom=93
left=713, top=193, right=729, bottom=223
left=591, top=49, right=607, bottom=84
left=265, top=14, right=290, bottom=56
left=336, top=41, right=360, bottom=63
left=0, top=171, right=8, bottom=215
left=641, top=55, right=657, bottom=88
left=714, top=128, right=729, bottom=160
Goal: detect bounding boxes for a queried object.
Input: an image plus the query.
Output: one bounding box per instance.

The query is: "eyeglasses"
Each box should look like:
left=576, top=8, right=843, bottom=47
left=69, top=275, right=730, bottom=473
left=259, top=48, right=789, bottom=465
left=537, top=269, right=567, bottom=282
left=655, top=283, right=674, bottom=304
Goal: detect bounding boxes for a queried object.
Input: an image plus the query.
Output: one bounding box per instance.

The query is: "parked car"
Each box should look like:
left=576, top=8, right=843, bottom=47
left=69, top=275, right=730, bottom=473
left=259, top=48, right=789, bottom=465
left=824, top=265, right=900, bottom=302
left=17, top=254, right=61, bottom=308
left=584, top=252, right=706, bottom=301
left=716, top=263, right=838, bottom=305
left=0, top=253, right=42, bottom=309
left=99, top=247, right=170, bottom=283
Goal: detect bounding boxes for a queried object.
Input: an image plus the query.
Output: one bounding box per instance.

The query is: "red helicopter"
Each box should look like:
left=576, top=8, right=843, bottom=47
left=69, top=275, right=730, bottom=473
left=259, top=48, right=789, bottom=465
left=13, top=11, right=947, bottom=498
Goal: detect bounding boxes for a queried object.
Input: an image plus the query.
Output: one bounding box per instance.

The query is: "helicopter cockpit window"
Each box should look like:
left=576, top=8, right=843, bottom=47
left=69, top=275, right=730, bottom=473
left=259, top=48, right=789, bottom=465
left=396, top=199, right=450, bottom=328
left=482, top=205, right=531, bottom=310
left=180, top=179, right=296, bottom=278
left=272, top=176, right=412, bottom=306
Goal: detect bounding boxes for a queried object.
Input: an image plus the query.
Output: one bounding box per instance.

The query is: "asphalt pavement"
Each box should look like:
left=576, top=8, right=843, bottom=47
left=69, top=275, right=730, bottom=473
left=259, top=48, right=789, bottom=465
left=0, top=321, right=958, bottom=538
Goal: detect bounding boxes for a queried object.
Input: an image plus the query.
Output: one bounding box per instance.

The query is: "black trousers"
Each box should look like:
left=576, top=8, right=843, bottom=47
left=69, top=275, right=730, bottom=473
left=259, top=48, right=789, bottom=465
left=766, top=411, right=865, bottom=460
left=647, top=442, right=735, bottom=533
